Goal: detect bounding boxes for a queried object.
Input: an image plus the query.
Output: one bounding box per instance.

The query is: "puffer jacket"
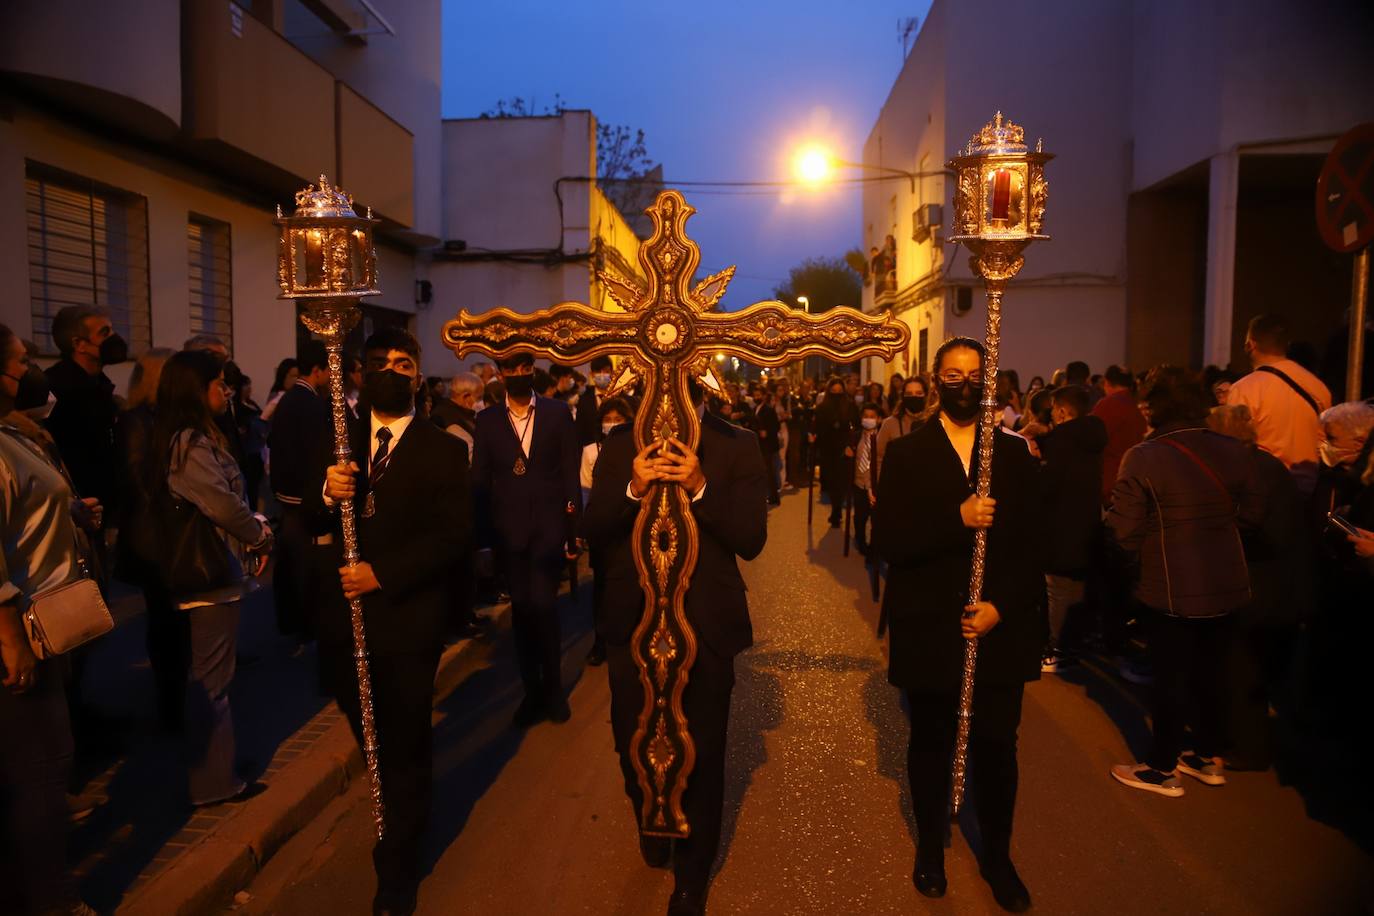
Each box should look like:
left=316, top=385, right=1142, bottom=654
left=1107, top=423, right=1265, bottom=617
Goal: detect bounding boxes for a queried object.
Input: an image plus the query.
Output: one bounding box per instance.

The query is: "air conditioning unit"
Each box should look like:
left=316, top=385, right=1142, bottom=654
left=912, top=203, right=943, bottom=243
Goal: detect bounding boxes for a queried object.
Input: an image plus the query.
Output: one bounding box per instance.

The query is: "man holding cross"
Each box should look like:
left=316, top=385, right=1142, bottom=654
left=583, top=378, right=768, bottom=916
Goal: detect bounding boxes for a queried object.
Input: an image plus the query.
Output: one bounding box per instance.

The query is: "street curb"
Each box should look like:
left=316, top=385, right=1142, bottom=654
left=116, top=607, right=505, bottom=916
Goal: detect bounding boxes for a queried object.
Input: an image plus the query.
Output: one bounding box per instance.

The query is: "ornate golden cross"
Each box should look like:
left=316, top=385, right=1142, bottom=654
left=443, top=190, right=908, bottom=837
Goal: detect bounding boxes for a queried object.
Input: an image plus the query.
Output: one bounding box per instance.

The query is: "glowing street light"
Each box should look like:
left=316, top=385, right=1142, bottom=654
left=796, top=294, right=811, bottom=312
left=794, top=145, right=835, bottom=185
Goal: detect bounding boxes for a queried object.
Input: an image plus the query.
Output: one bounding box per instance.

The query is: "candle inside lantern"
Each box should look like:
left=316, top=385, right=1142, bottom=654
left=991, top=168, right=1012, bottom=222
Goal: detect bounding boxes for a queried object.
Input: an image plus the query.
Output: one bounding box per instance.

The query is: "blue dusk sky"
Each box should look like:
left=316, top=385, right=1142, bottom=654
left=441, top=0, right=934, bottom=309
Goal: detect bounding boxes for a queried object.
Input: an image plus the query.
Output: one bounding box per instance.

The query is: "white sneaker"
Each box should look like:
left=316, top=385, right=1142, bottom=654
left=1111, top=763, right=1185, bottom=797
left=1177, top=752, right=1226, bottom=786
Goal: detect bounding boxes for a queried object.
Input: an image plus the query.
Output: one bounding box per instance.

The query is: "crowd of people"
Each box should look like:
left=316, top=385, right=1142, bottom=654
left=1, top=301, right=1371, bottom=915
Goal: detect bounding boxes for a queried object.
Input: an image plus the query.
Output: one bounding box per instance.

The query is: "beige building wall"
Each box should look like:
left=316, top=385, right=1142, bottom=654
left=422, top=112, right=643, bottom=377
left=0, top=106, right=297, bottom=393
left=1, top=0, right=437, bottom=394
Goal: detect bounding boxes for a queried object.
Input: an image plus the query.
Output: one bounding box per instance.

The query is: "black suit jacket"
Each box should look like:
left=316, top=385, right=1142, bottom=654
left=754, top=404, right=781, bottom=454
left=268, top=383, right=332, bottom=507
left=307, top=415, right=472, bottom=656
left=582, top=413, right=768, bottom=659
left=874, top=418, right=1046, bottom=693
left=471, top=395, right=582, bottom=557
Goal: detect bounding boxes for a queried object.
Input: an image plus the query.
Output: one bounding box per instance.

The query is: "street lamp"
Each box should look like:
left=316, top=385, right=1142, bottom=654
left=796, top=294, right=811, bottom=312
left=791, top=143, right=941, bottom=192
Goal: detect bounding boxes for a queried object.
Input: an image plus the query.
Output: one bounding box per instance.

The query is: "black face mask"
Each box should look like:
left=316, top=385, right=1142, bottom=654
left=98, top=333, right=128, bottom=366
left=13, top=364, right=51, bottom=411
left=504, top=373, right=534, bottom=400
left=363, top=369, right=414, bottom=415
left=939, top=381, right=983, bottom=422
left=902, top=394, right=925, bottom=414
left=826, top=389, right=844, bottom=400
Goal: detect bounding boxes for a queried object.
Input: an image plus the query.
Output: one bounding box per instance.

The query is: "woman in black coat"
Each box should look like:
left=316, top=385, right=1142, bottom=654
left=874, top=337, right=1044, bottom=913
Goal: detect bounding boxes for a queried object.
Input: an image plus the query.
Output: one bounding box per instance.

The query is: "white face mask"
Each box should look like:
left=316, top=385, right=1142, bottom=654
left=593, top=372, right=612, bottom=389
left=23, top=391, right=57, bottom=422
left=861, top=417, right=878, bottom=430
left=1319, top=439, right=1359, bottom=468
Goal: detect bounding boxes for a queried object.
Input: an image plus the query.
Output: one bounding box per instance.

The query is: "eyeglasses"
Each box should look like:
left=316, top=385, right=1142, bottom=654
left=937, top=370, right=983, bottom=386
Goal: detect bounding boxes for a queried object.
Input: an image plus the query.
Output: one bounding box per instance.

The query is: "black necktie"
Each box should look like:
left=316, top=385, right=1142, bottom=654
left=370, top=427, right=393, bottom=486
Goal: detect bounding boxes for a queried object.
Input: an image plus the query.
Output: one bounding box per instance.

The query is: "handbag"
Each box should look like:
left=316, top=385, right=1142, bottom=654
left=24, top=564, right=113, bottom=660
left=159, top=490, right=236, bottom=597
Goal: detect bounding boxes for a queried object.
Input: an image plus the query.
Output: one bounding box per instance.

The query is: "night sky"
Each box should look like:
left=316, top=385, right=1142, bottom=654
left=442, top=0, right=934, bottom=310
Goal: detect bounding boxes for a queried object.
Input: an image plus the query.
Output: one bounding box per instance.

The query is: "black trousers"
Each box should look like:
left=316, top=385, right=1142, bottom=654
left=906, top=683, right=1024, bottom=867
left=1144, top=610, right=1232, bottom=770
left=324, top=642, right=440, bottom=903
left=272, top=506, right=314, bottom=640
left=504, top=548, right=564, bottom=698
left=143, top=576, right=190, bottom=730
left=1227, top=620, right=1295, bottom=768
left=0, top=658, right=72, bottom=915
left=608, top=641, right=735, bottom=892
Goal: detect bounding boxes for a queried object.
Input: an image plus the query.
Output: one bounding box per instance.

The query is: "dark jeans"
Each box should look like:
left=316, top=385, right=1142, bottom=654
left=608, top=641, right=735, bottom=892
left=852, top=484, right=873, bottom=553
left=1144, top=610, right=1232, bottom=771
left=762, top=448, right=781, bottom=502
left=1085, top=522, right=1133, bottom=654
left=504, top=548, right=565, bottom=699
left=186, top=601, right=241, bottom=805
left=0, top=658, right=73, bottom=915
left=906, top=683, right=1024, bottom=867
left=326, top=644, right=441, bottom=905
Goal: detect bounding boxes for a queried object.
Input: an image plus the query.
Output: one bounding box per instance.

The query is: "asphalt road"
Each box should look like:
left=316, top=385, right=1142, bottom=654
left=231, top=488, right=1374, bottom=916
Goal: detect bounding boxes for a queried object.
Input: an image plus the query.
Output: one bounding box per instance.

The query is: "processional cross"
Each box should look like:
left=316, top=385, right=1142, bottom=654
left=444, top=190, right=908, bottom=837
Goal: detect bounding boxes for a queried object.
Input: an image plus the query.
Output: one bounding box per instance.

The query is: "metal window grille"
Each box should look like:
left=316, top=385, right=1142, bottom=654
left=25, top=162, right=151, bottom=356
left=918, top=327, right=929, bottom=375
left=188, top=215, right=233, bottom=350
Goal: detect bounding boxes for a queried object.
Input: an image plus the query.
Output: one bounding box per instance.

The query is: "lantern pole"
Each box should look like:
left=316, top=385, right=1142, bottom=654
left=275, top=179, right=386, bottom=840
left=946, top=115, right=1052, bottom=813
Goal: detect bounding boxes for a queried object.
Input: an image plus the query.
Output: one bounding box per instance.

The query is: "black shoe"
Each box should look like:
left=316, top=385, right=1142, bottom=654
left=372, top=885, right=417, bottom=916
left=666, top=885, right=706, bottom=916
left=639, top=835, right=672, bottom=868
left=192, top=781, right=267, bottom=809
left=913, top=851, right=946, bottom=898
left=586, top=644, right=607, bottom=667
left=981, top=861, right=1031, bottom=912
left=511, top=694, right=546, bottom=728
left=546, top=692, right=571, bottom=723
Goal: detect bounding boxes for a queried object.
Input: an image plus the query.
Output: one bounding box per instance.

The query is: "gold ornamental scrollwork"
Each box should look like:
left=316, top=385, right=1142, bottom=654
left=443, top=189, right=908, bottom=838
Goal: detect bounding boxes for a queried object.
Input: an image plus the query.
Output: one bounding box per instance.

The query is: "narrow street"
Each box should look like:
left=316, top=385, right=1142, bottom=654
left=233, top=488, right=1373, bottom=915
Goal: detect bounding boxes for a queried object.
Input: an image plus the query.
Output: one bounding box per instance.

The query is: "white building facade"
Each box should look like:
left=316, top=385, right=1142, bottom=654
left=861, top=0, right=1374, bottom=387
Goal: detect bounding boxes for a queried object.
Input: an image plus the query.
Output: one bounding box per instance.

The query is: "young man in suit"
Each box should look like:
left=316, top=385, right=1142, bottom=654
left=471, top=352, right=582, bottom=727
left=267, top=339, right=332, bottom=647
left=873, top=337, right=1043, bottom=913
left=316, top=327, right=472, bottom=916
left=575, top=354, right=615, bottom=447
left=583, top=380, right=768, bottom=916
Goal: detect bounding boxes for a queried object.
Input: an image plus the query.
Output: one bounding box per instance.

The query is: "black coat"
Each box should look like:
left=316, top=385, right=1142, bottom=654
left=813, top=394, right=858, bottom=489
left=581, top=413, right=768, bottom=659
left=1037, top=415, right=1107, bottom=575
left=307, top=415, right=472, bottom=656
left=471, top=395, right=582, bottom=557
left=874, top=419, right=1046, bottom=693
left=44, top=357, right=117, bottom=503
left=754, top=403, right=781, bottom=454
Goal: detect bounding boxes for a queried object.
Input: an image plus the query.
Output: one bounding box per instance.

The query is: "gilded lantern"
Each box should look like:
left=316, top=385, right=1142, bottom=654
left=275, top=175, right=380, bottom=300
left=948, top=112, right=1053, bottom=243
